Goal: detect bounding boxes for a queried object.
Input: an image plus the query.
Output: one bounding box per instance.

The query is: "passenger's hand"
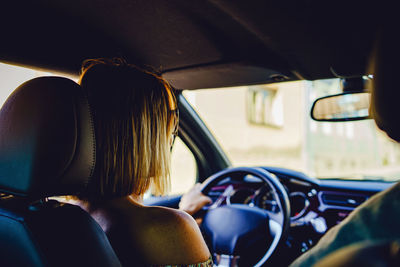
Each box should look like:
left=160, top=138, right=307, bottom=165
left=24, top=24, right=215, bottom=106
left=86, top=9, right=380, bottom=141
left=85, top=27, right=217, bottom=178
left=179, top=183, right=212, bottom=216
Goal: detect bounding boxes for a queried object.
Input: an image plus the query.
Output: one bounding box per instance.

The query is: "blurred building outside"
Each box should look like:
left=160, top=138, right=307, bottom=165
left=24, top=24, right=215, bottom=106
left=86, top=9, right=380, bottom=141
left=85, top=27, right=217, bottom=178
left=183, top=79, right=400, bottom=181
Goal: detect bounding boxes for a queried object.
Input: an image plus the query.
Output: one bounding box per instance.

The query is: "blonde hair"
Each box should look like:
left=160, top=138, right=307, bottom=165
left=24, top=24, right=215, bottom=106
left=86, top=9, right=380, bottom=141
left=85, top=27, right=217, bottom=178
left=78, top=58, right=177, bottom=202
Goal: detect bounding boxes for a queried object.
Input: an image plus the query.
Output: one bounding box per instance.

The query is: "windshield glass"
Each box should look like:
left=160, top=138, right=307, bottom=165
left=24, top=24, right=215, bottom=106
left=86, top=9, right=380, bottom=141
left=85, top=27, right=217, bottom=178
left=183, top=78, right=400, bottom=181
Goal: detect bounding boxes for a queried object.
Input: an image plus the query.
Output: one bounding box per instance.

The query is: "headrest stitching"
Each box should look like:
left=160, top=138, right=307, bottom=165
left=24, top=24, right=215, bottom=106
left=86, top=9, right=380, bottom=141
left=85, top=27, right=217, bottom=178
left=83, top=92, right=97, bottom=184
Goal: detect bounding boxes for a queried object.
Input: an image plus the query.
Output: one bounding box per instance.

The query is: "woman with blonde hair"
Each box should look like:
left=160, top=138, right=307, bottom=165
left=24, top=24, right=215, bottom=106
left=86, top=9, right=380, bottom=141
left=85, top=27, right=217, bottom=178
left=76, top=58, right=212, bottom=266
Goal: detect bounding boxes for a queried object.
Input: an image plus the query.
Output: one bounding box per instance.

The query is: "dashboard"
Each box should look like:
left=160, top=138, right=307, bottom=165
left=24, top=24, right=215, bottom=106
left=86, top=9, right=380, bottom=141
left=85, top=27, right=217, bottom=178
left=144, top=165, right=395, bottom=264
left=206, top=166, right=394, bottom=261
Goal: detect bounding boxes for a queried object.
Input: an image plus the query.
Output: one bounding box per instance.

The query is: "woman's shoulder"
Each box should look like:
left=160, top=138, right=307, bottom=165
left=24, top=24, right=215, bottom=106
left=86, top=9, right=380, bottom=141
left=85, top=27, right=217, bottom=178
left=136, top=206, right=211, bottom=265
left=145, top=205, right=196, bottom=227
left=139, top=206, right=197, bottom=236
left=85, top=198, right=211, bottom=265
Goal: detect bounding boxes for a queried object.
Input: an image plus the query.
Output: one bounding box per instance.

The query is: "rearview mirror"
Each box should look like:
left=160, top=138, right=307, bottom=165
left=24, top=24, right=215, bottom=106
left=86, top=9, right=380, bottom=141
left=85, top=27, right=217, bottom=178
left=311, top=92, right=371, bottom=121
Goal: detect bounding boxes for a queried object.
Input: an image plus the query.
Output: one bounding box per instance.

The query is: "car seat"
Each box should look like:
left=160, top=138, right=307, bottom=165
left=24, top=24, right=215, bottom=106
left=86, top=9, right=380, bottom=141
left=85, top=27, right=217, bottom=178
left=0, top=77, right=121, bottom=267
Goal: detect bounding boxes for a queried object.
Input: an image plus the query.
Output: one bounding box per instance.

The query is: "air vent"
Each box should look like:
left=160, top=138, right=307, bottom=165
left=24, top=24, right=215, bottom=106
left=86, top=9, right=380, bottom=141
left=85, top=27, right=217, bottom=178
left=321, top=192, right=368, bottom=208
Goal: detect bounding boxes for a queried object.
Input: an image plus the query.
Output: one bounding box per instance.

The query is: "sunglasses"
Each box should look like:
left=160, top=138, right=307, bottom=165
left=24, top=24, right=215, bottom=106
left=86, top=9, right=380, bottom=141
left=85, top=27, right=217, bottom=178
left=170, top=108, right=179, bottom=149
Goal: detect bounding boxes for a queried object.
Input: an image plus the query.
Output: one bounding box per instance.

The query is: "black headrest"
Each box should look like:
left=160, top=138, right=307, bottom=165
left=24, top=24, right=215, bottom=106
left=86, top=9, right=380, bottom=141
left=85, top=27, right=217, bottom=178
left=0, top=77, right=95, bottom=199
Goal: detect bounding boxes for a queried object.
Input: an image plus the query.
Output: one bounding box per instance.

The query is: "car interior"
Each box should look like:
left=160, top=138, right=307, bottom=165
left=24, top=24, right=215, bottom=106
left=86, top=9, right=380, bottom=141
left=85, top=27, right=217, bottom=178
left=0, top=1, right=398, bottom=266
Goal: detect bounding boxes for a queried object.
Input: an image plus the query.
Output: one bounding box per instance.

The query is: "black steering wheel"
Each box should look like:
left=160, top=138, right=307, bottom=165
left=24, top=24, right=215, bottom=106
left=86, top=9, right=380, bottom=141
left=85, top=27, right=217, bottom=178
left=200, top=167, right=290, bottom=267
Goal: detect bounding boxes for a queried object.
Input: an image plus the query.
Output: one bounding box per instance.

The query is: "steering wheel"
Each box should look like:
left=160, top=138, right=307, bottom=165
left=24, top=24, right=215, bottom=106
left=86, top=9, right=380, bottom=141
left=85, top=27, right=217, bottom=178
left=200, top=167, right=290, bottom=267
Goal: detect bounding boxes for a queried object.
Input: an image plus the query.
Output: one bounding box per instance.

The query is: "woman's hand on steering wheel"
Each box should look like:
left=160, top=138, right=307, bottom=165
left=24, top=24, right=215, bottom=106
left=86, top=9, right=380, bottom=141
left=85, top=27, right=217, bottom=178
left=179, top=183, right=212, bottom=216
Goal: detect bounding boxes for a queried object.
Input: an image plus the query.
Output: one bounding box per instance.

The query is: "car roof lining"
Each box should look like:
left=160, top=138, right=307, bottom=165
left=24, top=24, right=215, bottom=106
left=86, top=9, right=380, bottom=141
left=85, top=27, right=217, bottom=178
left=1, top=1, right=379, bottom=90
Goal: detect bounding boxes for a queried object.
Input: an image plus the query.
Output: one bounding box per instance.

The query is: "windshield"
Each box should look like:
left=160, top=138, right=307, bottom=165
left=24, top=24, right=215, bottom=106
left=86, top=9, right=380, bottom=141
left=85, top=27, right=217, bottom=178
left=183, top=79, right=400, bottom=181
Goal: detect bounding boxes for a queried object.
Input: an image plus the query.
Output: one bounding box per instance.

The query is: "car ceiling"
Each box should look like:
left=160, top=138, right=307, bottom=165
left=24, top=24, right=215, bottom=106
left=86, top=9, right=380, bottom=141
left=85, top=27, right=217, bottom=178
left=0, top=0, right=383, bottom=89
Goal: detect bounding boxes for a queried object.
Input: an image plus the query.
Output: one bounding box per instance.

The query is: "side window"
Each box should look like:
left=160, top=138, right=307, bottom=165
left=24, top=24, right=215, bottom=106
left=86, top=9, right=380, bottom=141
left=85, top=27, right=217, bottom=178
left=0, top=63, right=53, bottom=106
left=169, top=137, right=197, bottom=195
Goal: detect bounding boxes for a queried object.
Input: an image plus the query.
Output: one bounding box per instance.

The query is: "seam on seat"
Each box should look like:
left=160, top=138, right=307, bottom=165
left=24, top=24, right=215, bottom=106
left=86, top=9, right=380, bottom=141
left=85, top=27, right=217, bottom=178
left=83, top=89, right=97, bottom=183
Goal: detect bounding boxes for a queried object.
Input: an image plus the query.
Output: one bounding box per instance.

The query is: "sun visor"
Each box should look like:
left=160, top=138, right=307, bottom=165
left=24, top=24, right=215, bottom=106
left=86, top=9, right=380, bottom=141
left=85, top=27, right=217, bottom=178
left=162, top=63, right=294, bottom=90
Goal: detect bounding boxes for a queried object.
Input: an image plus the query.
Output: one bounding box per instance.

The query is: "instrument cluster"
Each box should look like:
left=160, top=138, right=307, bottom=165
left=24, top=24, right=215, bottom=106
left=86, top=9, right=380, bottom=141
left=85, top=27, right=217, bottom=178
left=216, top=182, right=311, bottom=221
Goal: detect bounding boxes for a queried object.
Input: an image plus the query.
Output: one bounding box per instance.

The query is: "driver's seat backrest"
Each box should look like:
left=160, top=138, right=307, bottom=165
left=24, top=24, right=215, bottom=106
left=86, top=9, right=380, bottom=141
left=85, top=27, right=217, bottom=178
left=0, top=77, right=121, bottom=267
left=0, top=198, right=121, bottom=267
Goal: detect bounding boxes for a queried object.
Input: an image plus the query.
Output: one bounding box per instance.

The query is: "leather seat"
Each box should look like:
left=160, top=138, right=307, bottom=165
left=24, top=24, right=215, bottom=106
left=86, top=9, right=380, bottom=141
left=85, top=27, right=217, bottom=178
left=0, top=77, right=121, bottom=267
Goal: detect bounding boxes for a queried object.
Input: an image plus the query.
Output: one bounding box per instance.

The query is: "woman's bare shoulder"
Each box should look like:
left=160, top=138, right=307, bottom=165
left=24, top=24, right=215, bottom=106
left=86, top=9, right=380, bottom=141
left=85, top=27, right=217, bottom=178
left=136, top=205, right=211, bottom=265
left=88, top=199, right=211, bottom=265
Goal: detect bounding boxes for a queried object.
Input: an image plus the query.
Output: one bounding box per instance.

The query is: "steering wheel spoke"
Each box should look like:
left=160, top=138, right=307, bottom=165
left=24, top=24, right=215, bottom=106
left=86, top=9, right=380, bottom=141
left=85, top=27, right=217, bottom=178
left=214, top=254, right=241, bottom=267
left=209, top=185, right=234, bottom=209
left=265, top=209, right=284, bottom=226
